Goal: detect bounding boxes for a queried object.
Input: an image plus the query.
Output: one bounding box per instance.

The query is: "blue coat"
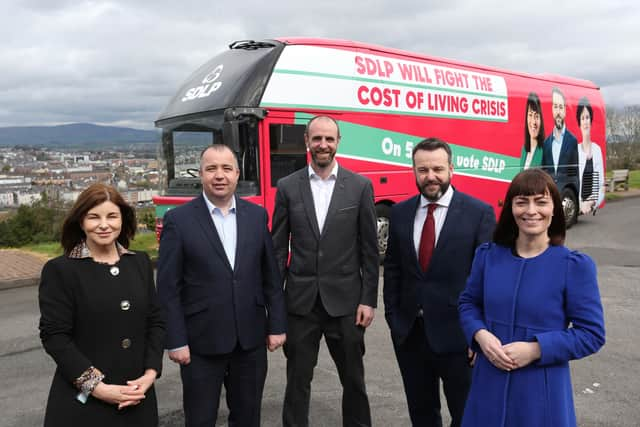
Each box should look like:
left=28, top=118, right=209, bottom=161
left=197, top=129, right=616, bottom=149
left=458, top=243, right=605, bottom=427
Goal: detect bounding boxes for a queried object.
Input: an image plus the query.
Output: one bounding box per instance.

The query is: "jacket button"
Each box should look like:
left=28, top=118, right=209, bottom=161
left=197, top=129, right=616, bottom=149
left=120, top=300, right=131, bottom=311
left=121, top=338, right=131, bottom=349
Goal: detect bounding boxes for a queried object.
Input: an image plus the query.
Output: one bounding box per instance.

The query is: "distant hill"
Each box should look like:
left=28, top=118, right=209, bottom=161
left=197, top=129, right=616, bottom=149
left=0, top=123, right=159, bottom=146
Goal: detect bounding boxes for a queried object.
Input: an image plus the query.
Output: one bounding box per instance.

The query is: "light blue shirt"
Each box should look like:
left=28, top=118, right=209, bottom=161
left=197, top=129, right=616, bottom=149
left=203, top=192, right=237, bottom=270
left=552, top=125, right=566, bottom=174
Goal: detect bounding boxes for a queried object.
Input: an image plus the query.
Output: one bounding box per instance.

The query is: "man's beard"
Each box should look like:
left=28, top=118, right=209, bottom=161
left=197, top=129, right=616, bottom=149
left=311, top=150, right=335, bottom=168
left=416, top=178, right=450, bottom=202
left=555, top=115, right=564, bottom=130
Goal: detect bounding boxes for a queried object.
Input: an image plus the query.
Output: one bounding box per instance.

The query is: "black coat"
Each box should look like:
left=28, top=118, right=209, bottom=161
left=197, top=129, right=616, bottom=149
left=39, top=252, right=165, bottom=427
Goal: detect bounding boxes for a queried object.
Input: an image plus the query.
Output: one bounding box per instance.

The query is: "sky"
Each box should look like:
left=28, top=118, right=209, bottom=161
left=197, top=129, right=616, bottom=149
left=2, top=0, right=639, bottom=129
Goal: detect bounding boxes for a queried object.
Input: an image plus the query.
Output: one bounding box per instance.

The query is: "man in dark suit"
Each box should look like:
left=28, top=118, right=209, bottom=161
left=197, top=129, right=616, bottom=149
left=383, top=138, right=495, bottom=427
left=157, top=144, right=286, bottom=427
left=272, top=115, right=378, bottom=427
left=541, top=87, right=579, bottom=193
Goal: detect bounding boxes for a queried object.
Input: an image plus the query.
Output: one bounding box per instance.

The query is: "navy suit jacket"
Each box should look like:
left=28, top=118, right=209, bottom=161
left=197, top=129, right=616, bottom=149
left=383, top=190, right=495, bottom=353
left=157, top=194, right=286, bottom=355
left=541, top=129, right=579, bottom=193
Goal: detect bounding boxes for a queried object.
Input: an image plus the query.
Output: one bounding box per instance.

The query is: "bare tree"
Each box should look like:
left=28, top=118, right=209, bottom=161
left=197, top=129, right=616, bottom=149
left=606, top=105, right=640, bottom=169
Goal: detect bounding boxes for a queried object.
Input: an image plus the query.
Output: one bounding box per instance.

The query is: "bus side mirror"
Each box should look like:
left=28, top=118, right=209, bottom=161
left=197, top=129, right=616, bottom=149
left=223, top=120, right=241, bottom=152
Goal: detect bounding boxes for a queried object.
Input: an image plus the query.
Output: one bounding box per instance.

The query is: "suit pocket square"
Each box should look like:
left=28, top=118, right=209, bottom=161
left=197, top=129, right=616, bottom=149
left=338, top=205, right=358, bottom=212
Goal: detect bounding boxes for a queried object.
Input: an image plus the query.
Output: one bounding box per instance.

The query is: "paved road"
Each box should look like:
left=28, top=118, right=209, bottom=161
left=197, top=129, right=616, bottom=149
left=1, top=197, right=639, bottom=426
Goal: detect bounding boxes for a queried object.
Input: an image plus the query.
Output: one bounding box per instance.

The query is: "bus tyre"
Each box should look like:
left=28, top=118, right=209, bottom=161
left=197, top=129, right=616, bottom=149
left=562, top=188, right=578, bottom=228
left=376, top=204, right=391, bottom=263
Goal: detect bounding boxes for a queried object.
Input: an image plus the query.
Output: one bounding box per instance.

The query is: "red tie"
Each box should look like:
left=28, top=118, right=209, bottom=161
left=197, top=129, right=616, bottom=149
left=418, top=203, right=437, bottom=272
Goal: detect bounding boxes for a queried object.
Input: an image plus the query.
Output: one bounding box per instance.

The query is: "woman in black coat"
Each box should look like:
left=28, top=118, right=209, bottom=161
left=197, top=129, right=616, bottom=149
left=39, top=183, right=165, bottom=427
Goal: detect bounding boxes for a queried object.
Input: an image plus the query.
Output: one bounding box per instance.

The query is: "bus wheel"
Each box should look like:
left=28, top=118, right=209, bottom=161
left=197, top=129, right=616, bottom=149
left=376, top=204, right=391, bottom=262
left=562, top=188, right=578, bottom=228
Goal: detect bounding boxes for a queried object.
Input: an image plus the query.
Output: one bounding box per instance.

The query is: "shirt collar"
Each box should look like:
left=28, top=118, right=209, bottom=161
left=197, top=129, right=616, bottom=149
left=203, top=192, right=236, bottom=215
left=553, top=125, right=566, bottom=141
left=308, top=162, right=339, bottom=180
left=68, top=240, right=134, bottom=259
left=420, top=184, right=454, bottom=208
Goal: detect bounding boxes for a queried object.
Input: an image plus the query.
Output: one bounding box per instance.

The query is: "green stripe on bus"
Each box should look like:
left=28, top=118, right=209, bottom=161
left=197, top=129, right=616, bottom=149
left=294, top=113, right=520, bottom=182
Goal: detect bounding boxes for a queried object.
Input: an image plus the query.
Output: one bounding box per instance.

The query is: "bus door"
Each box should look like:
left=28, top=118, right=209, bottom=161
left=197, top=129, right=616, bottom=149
left=261, top=115, right=307, bottom=220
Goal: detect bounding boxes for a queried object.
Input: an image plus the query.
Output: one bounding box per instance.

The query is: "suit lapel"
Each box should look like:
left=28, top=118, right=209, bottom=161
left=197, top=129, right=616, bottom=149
left=233, top=195, right=246, bottom=272
left=559, top=131, right=570, bottom=164
left=298, top=171, right=321, bottom=240
left=405, top=195, right=422, bottom=271
left=433, top=191, right=463, bottom=256
left=193, top=195, right=233, bottom=272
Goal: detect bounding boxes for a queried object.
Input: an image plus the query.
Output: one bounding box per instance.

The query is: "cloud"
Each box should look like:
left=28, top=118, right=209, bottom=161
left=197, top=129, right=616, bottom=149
left=1, top=0, right=639, bottom=128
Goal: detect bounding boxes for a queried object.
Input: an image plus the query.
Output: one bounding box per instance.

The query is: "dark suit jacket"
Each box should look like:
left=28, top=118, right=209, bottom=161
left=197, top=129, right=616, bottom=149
left=541, top=129, right=579, bottom=192
left=383, top=190, right=495, bottom=353
left=157, top=194, right=286, bottom=355
left=271, top=166, right=378, bottom=317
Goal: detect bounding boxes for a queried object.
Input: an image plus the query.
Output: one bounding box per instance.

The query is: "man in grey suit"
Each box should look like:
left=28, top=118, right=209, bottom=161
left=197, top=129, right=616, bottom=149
left=272, top=115, right=379, bottom=427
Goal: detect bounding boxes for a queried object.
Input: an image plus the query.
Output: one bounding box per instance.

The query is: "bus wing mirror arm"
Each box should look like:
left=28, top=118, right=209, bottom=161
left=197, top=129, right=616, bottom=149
left=223, top=120, right=241, bottom=152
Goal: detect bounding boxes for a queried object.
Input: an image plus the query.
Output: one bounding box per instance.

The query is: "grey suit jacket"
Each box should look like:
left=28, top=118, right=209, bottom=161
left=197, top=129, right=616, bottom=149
left=271, top=166, right=378, bottom=317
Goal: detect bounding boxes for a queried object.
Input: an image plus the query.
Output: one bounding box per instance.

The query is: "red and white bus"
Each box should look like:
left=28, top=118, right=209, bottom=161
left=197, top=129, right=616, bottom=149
left=153, top=38, right=606, bottom=256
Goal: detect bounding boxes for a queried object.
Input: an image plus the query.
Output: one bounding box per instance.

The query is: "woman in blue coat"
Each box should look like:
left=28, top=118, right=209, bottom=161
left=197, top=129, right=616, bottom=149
left=458, top=168, right=605, bottom=427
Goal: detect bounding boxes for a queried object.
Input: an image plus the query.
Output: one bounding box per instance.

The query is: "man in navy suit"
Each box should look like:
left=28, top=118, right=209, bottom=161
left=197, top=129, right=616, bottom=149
left=541, top=87, right=579, bottom=194
left=383, top=138, right=495, bottom=427
left=157, top=144, right=286, bottom=427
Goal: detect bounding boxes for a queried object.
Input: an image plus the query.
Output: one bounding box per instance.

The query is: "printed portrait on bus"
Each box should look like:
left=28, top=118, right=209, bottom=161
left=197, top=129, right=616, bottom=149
left=520, top=92, right=545, bottom=170
left=576, top=96, right=605, bottom=215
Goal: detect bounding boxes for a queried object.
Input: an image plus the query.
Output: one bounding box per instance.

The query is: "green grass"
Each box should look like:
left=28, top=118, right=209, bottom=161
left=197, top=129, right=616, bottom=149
left=629, top=170, right=640, bottom=188
left=20, top=231, right=159, bottom=261
left=129, top=231, right=159, bottom=260
left=21, top=242, right=63, bottom=258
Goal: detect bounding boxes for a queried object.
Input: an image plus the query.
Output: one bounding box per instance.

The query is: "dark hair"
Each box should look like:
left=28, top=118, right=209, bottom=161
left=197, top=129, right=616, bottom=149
left=61, top=183, right=136, bottom=255
left=200, top=143, right=239, bottom=170
left=305, top=115, right=341, bottom=138
left=523, top=92, right=545, bottom=153
left=493, top=169, right=565, bottom=247
left=551, top=87, right=565, bottom=104
left=576, top=96, right=593, bottom=125
left=412, top=137, right=452, bottom=165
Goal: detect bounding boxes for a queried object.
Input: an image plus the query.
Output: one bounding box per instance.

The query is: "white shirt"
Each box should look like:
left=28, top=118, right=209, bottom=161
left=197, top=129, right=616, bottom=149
left=413, top=185, right=454, bottom=254
left=308, top=163, right=338, bottom=233
left=552, top=125, right=566, bottom=173
left=203, top=192, right=237, bottom=270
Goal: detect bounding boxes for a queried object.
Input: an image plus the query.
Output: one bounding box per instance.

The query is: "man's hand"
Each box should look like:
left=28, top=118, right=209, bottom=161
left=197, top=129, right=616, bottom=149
left=355, top=304, right=375, bottom=328
left=267, top=334, right=287, bottom=352
left=467, top=348, right=477, bottom=367
left=168, top=346, right=191, bottom=365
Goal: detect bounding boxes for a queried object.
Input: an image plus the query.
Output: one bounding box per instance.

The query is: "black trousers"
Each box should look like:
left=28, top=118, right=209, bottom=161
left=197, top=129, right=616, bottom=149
left=283, top=298, right=371, bottom=427
left=180, top=345, right=267, bottom=427
left=392, top=317, right=471, bottom=427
